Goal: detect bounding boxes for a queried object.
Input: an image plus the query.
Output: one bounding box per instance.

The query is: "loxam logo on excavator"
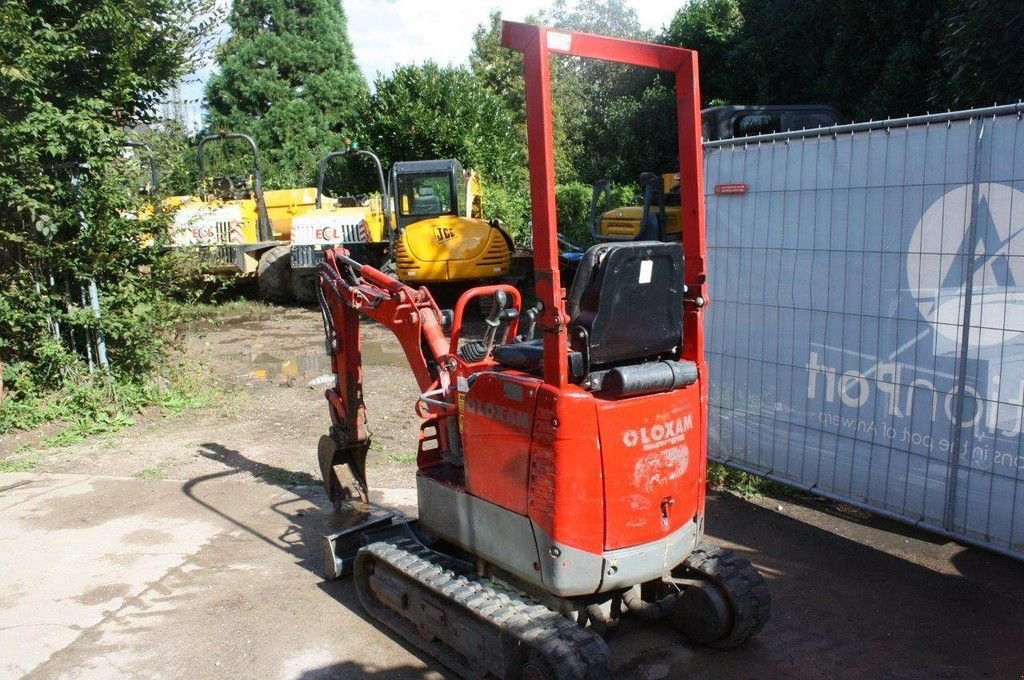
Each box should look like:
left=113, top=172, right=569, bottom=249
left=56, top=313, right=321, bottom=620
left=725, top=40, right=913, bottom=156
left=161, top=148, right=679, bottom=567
left=622, top=414, right=693, bottom=450
left=464, top=397, right=530, bottom=431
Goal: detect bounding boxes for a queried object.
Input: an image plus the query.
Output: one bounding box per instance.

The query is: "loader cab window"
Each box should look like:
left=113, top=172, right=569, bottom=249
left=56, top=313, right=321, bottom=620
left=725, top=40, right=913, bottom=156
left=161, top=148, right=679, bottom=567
left=397, top=172, right=456, bottom=218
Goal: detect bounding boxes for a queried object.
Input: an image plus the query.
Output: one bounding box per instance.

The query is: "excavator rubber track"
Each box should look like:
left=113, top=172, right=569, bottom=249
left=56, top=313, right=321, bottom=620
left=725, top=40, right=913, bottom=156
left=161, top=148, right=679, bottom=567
left=354, top=536, right=611, bottom=680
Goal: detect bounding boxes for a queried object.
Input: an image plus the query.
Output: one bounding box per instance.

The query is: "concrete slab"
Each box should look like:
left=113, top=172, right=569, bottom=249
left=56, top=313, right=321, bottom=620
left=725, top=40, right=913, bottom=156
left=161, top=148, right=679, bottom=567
left=2, top=472, right=1022, bottom=680
left=1, top=473, right=427, bottom=680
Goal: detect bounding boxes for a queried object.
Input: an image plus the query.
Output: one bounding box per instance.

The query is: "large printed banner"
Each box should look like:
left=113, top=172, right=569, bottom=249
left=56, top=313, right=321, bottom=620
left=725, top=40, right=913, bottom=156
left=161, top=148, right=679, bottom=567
left=704, top=112, right=1024, bottom=559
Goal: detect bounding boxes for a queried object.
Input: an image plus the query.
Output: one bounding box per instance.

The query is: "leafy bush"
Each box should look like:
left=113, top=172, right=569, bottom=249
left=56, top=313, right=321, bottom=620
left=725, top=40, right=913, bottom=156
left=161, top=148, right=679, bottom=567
left=0, top=0, right=215, bottom=431
left=555, top=181, right=636, bottom=247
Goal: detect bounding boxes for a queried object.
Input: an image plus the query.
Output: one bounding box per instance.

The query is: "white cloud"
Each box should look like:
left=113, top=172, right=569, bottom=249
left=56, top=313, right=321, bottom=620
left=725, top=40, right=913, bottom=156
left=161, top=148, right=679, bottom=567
left=346, top=0, right=679, bottom=84
left=168, top=0, right=681, bottom=127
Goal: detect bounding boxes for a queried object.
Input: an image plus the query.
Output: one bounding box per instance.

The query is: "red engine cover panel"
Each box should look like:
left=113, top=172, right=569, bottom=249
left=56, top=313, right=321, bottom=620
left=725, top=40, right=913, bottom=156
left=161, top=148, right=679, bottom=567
left=528, top=384, right=605, bottom=555
left=597, top=385, right=704, bottom=550
left=462, top=373, right=541, bottom=515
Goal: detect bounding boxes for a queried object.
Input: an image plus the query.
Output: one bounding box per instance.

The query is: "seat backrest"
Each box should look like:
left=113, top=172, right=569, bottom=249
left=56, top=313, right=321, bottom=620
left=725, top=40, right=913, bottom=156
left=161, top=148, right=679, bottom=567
left=567, top=241, right=684, bottom=367
left=412, top=186, right=442, bottom=214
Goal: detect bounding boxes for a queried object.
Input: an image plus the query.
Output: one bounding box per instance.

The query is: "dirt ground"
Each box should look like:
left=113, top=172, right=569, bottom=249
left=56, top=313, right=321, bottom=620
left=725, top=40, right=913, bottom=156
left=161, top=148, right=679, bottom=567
left=0, top=306, right=422, bottom=488
left=1, top=304, right=1023, bottom=679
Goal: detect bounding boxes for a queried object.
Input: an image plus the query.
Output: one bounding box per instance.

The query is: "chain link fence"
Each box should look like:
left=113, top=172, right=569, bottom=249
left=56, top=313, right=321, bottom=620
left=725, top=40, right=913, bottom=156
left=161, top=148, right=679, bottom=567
left=705, top=104, right=1024, bottom=560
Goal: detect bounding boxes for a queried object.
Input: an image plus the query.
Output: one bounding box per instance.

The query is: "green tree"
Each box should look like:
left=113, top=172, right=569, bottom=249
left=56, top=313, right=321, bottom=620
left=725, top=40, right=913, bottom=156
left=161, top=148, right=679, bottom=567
left=932, top=0, right=1024, bottom=109
left=205, top=0, right=367, bottom=188
left=469, top=11, right=527, bottom=123
left=540, top=0, right=651, bottom=183
left=359, top=62, right=530, bottom=236
left=0, top=0, right=215, bottom=408
left=729, top=0, right=943, bottom=119
left=662, top=0, right=744, bottom=106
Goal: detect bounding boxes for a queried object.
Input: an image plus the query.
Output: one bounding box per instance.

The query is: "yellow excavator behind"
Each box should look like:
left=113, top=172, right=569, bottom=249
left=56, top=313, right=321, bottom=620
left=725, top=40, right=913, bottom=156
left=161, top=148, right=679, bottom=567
left=589, top=172, right=681, bottom=243
left=390, top=159, right=513, bottom=284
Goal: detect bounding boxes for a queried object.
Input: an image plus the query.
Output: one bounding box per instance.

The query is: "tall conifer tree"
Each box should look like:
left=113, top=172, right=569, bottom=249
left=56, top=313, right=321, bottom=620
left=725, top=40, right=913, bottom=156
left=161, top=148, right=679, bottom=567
left=205, top=0, right=367, bottom=187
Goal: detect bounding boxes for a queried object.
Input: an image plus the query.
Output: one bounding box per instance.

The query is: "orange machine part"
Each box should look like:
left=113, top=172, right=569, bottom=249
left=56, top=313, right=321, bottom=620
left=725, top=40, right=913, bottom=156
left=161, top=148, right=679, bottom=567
left=596, top=386, right=704, bottom=550
left=461, top=373, right=541, bottom=515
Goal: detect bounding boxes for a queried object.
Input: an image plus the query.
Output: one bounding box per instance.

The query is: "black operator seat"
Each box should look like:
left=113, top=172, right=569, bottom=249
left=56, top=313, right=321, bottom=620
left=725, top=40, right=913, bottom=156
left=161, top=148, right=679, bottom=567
left=493, top=242, right=696, bottom=397
left=567, top=241, right=683, bottom=366
left=413, top=186, right=442, bottom=214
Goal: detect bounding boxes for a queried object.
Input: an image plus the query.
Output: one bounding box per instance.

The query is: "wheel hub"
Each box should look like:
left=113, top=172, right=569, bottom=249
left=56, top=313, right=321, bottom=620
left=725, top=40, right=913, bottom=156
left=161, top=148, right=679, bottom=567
left=671, top=581, right=732, bottom=644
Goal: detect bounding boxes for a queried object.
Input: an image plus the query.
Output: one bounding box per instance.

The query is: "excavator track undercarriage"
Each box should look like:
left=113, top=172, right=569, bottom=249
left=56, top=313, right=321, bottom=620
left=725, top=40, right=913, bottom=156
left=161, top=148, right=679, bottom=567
left=354, top=533, right=611, bottom=680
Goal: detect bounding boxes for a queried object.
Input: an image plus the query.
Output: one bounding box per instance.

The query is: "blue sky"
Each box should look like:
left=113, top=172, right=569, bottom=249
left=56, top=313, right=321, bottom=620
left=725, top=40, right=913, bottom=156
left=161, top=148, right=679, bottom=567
left=170, top=1, right=680, bottom=129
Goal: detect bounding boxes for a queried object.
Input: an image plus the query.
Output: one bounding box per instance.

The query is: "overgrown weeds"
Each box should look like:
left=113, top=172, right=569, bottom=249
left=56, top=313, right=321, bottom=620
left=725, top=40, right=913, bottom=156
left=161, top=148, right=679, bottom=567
left=0, top=354, right=226, bottom=447
left=707, top=462, right=808, bottom=500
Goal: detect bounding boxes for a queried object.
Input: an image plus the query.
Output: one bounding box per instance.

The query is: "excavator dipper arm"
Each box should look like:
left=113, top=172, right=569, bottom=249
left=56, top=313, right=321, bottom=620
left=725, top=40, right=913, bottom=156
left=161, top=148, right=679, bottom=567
left=316, top=247, right=451, bottom=506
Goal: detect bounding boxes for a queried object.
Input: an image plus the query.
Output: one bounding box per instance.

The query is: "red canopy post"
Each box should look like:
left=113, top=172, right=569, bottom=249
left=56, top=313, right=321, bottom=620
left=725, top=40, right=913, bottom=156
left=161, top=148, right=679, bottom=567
left=500, top=21, right=707, bottom=386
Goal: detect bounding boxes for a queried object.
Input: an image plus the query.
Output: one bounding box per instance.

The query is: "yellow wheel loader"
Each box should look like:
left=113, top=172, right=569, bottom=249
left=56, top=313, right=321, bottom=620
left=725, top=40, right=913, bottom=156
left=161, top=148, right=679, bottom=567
left=390, top=159, right=513, bottom=284
left=169, top=132, right=319, bottom=300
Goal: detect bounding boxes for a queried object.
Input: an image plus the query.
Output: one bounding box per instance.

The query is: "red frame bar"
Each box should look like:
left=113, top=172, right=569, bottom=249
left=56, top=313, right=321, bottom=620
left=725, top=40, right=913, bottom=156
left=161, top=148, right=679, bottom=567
left=500, top=22, right=707, bottom=387
left=448, top=284, right=522, bottom=356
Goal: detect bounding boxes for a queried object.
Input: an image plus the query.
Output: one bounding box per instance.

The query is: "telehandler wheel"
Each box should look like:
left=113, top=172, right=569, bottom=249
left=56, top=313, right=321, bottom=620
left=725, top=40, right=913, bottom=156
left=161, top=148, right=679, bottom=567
left=257, top=245, right=294, bottom=303
left=671, top=543, right=771, bottom=649
left=292, top=271, right=318, bottom=305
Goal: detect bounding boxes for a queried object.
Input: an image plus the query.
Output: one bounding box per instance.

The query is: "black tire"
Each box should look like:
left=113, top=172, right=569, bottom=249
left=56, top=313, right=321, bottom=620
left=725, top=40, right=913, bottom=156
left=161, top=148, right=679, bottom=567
left=257, top=245, right=294, bottom=302
left=292, top=270, right=318, bottom=305
left=672, top=543, right=771, bottom=649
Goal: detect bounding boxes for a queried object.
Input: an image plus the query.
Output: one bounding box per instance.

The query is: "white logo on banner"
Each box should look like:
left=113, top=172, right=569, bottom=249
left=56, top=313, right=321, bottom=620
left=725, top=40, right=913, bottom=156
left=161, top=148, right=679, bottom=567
left=906, top=183, right=1024, bottom=348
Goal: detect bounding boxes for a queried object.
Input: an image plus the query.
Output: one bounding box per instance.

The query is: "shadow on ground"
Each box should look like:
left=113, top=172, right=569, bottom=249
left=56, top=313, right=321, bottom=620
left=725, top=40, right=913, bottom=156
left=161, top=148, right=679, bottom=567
left=182, top=442, right=449, bottom=677
left=178, top=442, right=1024, bottom=679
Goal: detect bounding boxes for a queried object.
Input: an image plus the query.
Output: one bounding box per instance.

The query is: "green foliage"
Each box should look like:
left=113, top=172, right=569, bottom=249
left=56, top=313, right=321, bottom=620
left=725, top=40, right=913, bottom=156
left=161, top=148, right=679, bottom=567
left=0, top=357, right=223, bottom=443
left=706, top=462, right=768, bottom=496
left=359, top=62, right=530, bottom=235
left=0, top=452, right=43, bottom=473
left=707, top=462, right=809, bottom=499
left=0, top=0, right=215, bottom=430
left=932, top=0, right=1024, bottom=109
left=728, top=0, right=943, bottom=120
left=205, top=0, right=368, bottom=188
left=539, top=0, right=651, bottom=183
left=133, top=121, right=202, bottom=197
left=555, top=181, right=634, bottom=247
left=659, top=0, right=1021, bottom=123
left=135, top=465, right=169, bottom=480
left=468, top=3, right=650, bottom=184
left=662, top=0, right=743, bottom=106
left=469, top=11, right=527, bottom=124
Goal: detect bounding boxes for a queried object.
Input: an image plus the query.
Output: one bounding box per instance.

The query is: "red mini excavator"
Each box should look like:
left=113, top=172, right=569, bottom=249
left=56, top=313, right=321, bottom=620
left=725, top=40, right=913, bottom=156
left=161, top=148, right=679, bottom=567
left=315, top=21, right=770, bottom=679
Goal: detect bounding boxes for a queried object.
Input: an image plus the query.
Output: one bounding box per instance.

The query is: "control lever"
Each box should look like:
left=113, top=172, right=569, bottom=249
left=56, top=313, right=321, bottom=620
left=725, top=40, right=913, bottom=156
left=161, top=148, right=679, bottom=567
left=481, top=291, right=508, bottom=356
left=517, top=303, right=541, bottom=341
left=494, top=308, right=520, bottom=346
